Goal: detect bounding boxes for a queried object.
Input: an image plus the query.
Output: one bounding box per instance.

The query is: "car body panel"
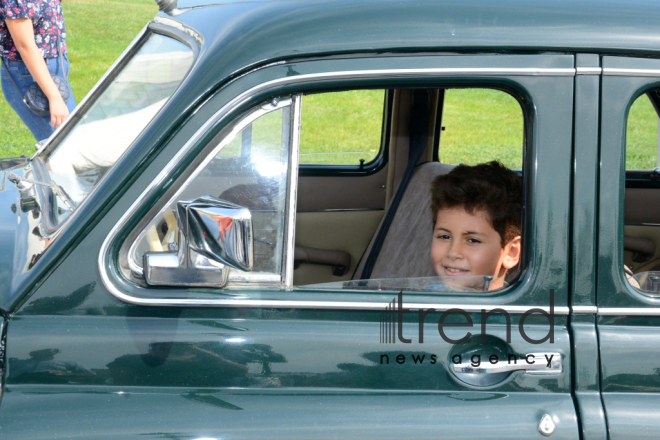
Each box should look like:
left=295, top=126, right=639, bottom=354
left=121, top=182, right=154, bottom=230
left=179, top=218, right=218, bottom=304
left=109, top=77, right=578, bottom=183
left=569, top=53, right=607, bottom=440
left=0, top=161, right=50, bottom=313
left=1, top=386, right=577, bottom=440
left=598, top=55, right=660, bottom=438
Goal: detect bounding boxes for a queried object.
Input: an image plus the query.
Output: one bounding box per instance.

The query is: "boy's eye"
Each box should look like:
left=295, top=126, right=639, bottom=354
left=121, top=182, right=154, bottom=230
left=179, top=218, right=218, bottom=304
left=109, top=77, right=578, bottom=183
left=435, top=234, right=451, bottom=240
left=467, top=238, right=481, bottom=244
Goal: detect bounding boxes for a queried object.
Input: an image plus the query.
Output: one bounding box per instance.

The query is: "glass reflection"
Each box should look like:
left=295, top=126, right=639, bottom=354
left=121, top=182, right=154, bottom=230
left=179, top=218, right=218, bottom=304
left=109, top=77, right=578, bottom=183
left=43, top=34, right=194, bottom=226
left=131, top=105, right=291, bottom=283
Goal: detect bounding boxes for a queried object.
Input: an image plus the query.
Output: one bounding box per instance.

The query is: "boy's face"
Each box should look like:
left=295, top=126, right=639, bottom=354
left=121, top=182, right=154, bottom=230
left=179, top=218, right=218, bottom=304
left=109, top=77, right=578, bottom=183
left=431, top=207, right=521, bottom=289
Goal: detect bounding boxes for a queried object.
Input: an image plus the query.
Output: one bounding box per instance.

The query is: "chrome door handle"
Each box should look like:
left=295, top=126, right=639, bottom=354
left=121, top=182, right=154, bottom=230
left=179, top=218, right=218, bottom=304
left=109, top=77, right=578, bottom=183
left=452, top=352, right=562, bottom=375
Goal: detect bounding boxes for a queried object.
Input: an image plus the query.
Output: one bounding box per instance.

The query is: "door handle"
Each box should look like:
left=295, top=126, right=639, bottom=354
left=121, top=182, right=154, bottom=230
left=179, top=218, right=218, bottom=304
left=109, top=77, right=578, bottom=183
left=452, top=352, right=562, bottom=375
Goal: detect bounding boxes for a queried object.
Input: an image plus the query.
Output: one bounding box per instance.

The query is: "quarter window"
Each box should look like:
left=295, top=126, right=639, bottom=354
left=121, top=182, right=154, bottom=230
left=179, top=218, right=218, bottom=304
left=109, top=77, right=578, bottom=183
left=126, top=100, right=293, bottom=287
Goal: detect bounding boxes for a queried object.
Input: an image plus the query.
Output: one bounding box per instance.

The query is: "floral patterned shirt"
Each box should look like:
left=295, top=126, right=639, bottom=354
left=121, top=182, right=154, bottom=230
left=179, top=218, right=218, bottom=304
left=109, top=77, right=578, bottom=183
left=0, top=0, right=67, bottom=61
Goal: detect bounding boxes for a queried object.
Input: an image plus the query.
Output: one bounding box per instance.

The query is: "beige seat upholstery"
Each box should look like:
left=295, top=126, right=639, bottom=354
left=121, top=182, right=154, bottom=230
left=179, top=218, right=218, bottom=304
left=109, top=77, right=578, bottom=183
left=353, top=161, right=454, bottom=279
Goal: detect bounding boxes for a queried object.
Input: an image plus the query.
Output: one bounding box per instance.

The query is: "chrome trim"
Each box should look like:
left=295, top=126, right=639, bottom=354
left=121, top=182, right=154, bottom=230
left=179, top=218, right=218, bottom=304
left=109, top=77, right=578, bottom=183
left=538, top=414, right=556, bottom=437
left=598, top=307, right=660, bottom=316
left=101, top=64, right=574, bottom=308
left=227, top=273, right=280, bottom=284
left=603, top=68, right=660, bottom=77
left=183, top=197, right=254, bottom=271
left=284, top=95, right=302, bottom=289
left=265, top=68, right=576, bottom=80
left=144, top=250, right=229, bottom=287
left=94, top=289, right=573, bottom=312
left=571, top=305, right=597, bottom=314
left=153, top=16, right=204, bottom=46
left=576, top=67, right=602, bottom=75
left=625, top=223, right=660, bottom=227
left=34, top=24, right=150, bottom=157
left=453, top=352, right=561, bottom=375
left=143, top=197, right=254, bottom=287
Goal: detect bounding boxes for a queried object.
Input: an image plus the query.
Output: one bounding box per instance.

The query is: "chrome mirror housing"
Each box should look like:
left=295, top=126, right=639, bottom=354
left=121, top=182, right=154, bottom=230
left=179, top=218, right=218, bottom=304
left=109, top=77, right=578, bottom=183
left=181, top=196, right=253, bottom=271
left=144, top=196, right=254, bottom=287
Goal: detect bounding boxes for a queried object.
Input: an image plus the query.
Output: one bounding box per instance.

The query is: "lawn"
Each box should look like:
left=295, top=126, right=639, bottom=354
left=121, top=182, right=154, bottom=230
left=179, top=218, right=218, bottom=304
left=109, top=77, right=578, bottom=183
left=627, top=94, right=658, bottom=169
left=0, top=0, right=157, bottom=157
left=441, top=88, right=523, bottom=169
left=300, top=88, right=524, bottom=168
left=0, top=2, right=657, bottom=170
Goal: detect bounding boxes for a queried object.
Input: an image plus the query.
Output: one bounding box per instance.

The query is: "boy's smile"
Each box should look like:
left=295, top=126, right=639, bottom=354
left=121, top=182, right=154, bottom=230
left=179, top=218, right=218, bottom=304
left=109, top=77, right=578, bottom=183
left=431, top=207, right=520, bottom=289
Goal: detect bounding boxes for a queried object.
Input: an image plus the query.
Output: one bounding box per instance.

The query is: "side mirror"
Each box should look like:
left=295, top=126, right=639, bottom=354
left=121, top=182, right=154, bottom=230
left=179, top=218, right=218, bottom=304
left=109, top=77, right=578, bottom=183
left=144, top=196, right=253, bottom=287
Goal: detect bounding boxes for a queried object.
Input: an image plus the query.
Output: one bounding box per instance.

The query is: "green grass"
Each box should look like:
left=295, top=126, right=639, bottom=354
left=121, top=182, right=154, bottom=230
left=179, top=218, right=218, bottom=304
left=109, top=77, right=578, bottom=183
left=300, top=88, right=524, bottom=168
left=0, top=0, right=157, bottom=157
left=627, top=94, right=658, bottom=169
left=301, top=90, right=384, bottom=165
left=441, top=89, right=523, bottom=169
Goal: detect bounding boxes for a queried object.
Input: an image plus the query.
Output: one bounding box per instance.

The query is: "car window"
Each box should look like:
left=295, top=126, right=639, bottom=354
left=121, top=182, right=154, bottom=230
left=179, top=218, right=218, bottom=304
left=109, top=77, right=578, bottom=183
left=623, top=90, right=660, bottom=294
left=294, top=87, right=525, bottom=292
left=123, top=87, right=525, bottom=295
left=126, top=100, right=293, bottom=287
left=626, top=92, right=660, bottom=170
left=43, top=32, right=194, bottom=227
left=299, top=90, right=385, bottom=166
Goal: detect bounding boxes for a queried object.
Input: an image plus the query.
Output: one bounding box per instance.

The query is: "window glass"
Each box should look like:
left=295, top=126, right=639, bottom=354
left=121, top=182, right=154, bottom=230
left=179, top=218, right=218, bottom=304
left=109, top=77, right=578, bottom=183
left=626, top=93, right=658, bottom=170
left=305, top=276, right=507, bottom=292
left=44, top=33, right=194, bottom=225
left=129, top=103, right=291, bottom=285
left=440, top=89, right=523, bottom=169
left=300, top=90, right=384, bottom=165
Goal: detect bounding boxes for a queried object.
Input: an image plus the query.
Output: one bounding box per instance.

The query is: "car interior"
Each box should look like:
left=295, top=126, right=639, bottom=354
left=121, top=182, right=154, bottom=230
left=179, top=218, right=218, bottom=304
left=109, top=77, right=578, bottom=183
left=292, top=87, right=524, bottom=289
left=623, top=89, right=660, bottom=292
left=125, top=86, right=526, bottom=292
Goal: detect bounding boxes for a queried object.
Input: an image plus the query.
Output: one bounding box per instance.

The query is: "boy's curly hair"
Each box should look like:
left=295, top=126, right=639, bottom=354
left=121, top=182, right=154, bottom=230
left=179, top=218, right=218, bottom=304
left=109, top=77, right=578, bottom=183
left=430, top=161, right=522, bottom=247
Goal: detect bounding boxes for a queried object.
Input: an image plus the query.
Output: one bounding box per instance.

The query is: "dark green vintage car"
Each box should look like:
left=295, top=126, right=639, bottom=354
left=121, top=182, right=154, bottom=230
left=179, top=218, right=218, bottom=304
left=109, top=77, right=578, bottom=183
left=3, top=0, right=660, bottom=438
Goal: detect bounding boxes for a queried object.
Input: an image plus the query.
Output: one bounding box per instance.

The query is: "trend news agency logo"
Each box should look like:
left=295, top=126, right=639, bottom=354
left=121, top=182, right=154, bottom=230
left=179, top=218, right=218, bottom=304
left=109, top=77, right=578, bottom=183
left=380, top=289, right=555, bottom=345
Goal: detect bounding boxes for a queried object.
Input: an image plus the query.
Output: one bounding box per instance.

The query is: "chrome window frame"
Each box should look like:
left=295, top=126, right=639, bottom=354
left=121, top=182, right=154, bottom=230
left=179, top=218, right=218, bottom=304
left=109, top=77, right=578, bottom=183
left=99, top=64, right=575, bottom=311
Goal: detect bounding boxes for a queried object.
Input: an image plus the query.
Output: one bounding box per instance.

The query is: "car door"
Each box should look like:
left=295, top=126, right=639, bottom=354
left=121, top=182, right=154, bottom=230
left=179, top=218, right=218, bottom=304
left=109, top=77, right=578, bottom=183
left=0, top=53, right=579, bottom=439
left=598, top=56, right=660, bottom=440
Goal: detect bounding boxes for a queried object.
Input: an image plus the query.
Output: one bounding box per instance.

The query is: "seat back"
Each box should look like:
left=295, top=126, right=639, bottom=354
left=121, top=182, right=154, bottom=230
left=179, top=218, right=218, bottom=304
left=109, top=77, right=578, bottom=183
left=353, top=162, right=454, bottom=279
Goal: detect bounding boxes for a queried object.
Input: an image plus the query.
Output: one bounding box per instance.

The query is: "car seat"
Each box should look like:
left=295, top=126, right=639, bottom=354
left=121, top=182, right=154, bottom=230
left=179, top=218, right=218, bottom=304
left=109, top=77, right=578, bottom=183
left=353, top=161, right=454, bottom=279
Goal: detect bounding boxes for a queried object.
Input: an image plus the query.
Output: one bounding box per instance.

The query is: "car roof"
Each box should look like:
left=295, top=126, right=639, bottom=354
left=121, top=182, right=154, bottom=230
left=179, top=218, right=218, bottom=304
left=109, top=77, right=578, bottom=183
left=157, top=0, right=660, bottom=119
left=164, top=0, right=660, bottom=93
left=171, top=0, right=660, bottom=60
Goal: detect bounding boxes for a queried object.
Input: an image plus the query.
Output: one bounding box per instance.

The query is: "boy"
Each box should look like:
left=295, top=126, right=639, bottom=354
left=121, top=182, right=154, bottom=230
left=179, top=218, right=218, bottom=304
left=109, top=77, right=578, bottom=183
left=430, top=161, right=522, bottom=290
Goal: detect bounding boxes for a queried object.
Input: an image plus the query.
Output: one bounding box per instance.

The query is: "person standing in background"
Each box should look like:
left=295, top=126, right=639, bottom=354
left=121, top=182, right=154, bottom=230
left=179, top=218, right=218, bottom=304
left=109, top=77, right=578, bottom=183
left=0, top=0, right=75, bottom=141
